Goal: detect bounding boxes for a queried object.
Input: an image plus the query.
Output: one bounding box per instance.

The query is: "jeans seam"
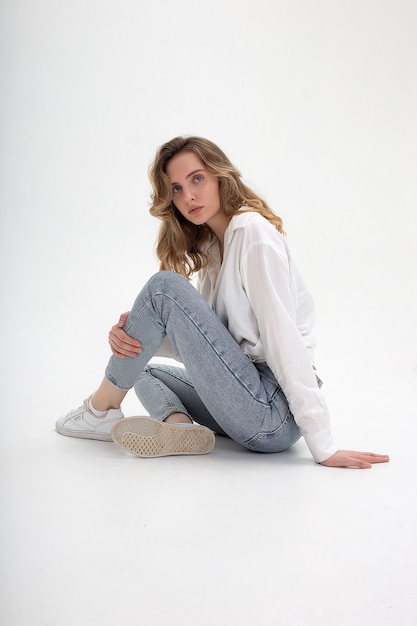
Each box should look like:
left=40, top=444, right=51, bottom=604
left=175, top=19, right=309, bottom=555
left=151, top=291, right=270, bottom=406
left=244, top=409, right=295, bottom=445
left=148, top=365, right=195, bottom=390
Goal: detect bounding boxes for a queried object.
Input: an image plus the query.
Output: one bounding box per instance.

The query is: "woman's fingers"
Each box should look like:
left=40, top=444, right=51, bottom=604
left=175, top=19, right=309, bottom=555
left=109, top=323, right=142, bottom=358
left=117, top=312, right=130, bottom=327
left=320, top=450, right=390, bottom=469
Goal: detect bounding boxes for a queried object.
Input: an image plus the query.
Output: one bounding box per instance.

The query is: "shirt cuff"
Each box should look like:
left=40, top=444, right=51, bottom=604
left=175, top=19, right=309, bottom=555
left=304, top=431, right=338, bottom=463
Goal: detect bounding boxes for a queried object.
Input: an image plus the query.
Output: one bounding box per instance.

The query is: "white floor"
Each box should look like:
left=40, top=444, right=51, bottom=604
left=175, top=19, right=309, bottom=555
left=1, top=364, right=416, bottom=626
left=1, top=3, right=416, bottom=622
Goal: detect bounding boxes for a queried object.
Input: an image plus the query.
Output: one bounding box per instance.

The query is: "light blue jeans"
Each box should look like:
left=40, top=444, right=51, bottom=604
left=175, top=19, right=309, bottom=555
left=105, top=271, right=301, bottom=453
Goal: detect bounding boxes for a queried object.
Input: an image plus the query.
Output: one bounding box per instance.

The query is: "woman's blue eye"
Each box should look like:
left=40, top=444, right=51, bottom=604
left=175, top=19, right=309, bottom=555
left=193, top=175, right=203, bottom=183
left=172, top=185, right=181, bottom=194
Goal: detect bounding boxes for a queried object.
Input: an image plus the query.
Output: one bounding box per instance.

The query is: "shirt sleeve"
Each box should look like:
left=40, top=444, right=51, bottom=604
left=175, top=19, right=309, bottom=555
left=240, top=226, right=337, bottom=463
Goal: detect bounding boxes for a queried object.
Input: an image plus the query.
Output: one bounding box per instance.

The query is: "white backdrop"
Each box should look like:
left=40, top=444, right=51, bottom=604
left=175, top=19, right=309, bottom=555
left=1, top=0, right=416, bottom=437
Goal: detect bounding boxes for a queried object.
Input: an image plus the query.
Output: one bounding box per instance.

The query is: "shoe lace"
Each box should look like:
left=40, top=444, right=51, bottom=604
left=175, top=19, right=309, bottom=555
left=66, top=405, right=86, bottom=420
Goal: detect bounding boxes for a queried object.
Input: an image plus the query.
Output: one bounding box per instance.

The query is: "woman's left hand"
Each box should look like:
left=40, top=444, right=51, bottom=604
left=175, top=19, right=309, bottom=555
left=319, top=450, right=390, bottom=468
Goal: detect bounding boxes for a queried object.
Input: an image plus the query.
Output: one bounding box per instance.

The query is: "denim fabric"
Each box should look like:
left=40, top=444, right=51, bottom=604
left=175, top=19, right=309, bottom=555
left=105, top=271, right=301, bottom=453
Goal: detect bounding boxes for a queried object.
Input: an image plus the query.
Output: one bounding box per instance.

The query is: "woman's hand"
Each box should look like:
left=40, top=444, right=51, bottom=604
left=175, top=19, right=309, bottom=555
left=108, top=312, right=143, bottom=358
left=320, top=450, right=390, bottom=469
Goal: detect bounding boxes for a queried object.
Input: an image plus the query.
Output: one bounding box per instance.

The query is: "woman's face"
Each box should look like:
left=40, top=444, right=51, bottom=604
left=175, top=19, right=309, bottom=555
left=166, top=151, right=224, bottom=229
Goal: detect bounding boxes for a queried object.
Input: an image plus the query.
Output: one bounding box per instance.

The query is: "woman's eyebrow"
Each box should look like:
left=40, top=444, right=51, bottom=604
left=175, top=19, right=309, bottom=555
left=185, top=168, right=205, bottom=180
left=170, top=169, right=205, bottom=186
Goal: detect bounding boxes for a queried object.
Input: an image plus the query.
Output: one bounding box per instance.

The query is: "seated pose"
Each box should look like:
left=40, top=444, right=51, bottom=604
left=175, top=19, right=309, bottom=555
left=56, top=136, right=389, bottom=468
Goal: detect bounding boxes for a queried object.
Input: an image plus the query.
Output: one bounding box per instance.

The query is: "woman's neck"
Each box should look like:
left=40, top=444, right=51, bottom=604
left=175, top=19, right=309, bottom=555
left=207, top=212, right=232, bottom=249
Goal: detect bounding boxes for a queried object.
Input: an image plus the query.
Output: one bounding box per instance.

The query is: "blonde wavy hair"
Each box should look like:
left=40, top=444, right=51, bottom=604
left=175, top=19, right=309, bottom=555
left=149, top=136, right=284, bottom=278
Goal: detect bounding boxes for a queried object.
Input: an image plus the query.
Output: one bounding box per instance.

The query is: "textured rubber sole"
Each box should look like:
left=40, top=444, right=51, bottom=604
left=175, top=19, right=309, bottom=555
left=111, top=417, right=215, bottom=458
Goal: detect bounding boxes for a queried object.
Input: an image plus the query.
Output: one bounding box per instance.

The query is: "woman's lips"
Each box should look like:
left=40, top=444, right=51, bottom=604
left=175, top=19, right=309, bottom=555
left=189, top=206, right=203, bottom=215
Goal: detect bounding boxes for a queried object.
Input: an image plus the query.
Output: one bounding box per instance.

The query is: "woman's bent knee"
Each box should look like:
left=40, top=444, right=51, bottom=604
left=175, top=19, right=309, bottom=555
left=146, top=271, right=186, bottom=292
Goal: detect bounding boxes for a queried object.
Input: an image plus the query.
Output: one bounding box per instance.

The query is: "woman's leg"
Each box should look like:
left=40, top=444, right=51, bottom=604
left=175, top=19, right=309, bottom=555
left=90, top=379, right=127, bottom=410
left=134, top=364, right=229, bottom=435
left=104, top=271, right=295, bottom=448
left=90, top=374, right=191, bottom=423
left=135, top=362, right=301, bottom=453
left=58, top=271, right=299, bottom=451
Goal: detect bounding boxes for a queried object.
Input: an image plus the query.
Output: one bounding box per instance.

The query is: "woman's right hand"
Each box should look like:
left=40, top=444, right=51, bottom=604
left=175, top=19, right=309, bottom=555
left=108, top=312, right=143, bottom=358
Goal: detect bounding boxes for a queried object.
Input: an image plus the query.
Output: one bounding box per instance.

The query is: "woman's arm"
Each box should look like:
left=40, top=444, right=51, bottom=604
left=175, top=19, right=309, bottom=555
left=239, top=218, right=389, bottom=467
left=240, top=234, right=335, bottom=461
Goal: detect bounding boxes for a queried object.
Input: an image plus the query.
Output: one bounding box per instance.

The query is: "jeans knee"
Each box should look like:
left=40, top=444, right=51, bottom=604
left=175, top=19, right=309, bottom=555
left=146, top=270, right=185, bottom=293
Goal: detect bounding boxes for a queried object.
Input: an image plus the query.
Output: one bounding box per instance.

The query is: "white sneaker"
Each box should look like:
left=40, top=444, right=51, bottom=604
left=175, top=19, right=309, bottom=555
left=56, top=397, right=124, bottom=441
left=111, top=416, right=215, bottom=457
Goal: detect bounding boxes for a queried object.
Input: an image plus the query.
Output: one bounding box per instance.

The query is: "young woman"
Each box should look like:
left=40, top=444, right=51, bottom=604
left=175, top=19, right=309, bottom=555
left=56, top=136, right=389, bottom=468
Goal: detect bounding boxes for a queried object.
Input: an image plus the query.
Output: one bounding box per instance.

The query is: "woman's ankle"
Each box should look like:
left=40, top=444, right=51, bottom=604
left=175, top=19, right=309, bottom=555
left=164, top=412, right=193, bottom=424
left=89, top=395, right=120, bottom=413
left=90, top=379, right=127, bottom=412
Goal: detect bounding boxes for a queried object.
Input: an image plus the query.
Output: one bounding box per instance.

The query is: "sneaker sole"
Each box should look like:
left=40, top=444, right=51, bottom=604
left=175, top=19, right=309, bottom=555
left=111, top=417, right=215, bottom=457
left=55, top=425, right=113, bottom=442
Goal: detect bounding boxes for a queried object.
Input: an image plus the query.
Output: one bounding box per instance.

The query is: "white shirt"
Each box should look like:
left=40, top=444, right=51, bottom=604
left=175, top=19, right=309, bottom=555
left=159, top=211, right=337, bottom=462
